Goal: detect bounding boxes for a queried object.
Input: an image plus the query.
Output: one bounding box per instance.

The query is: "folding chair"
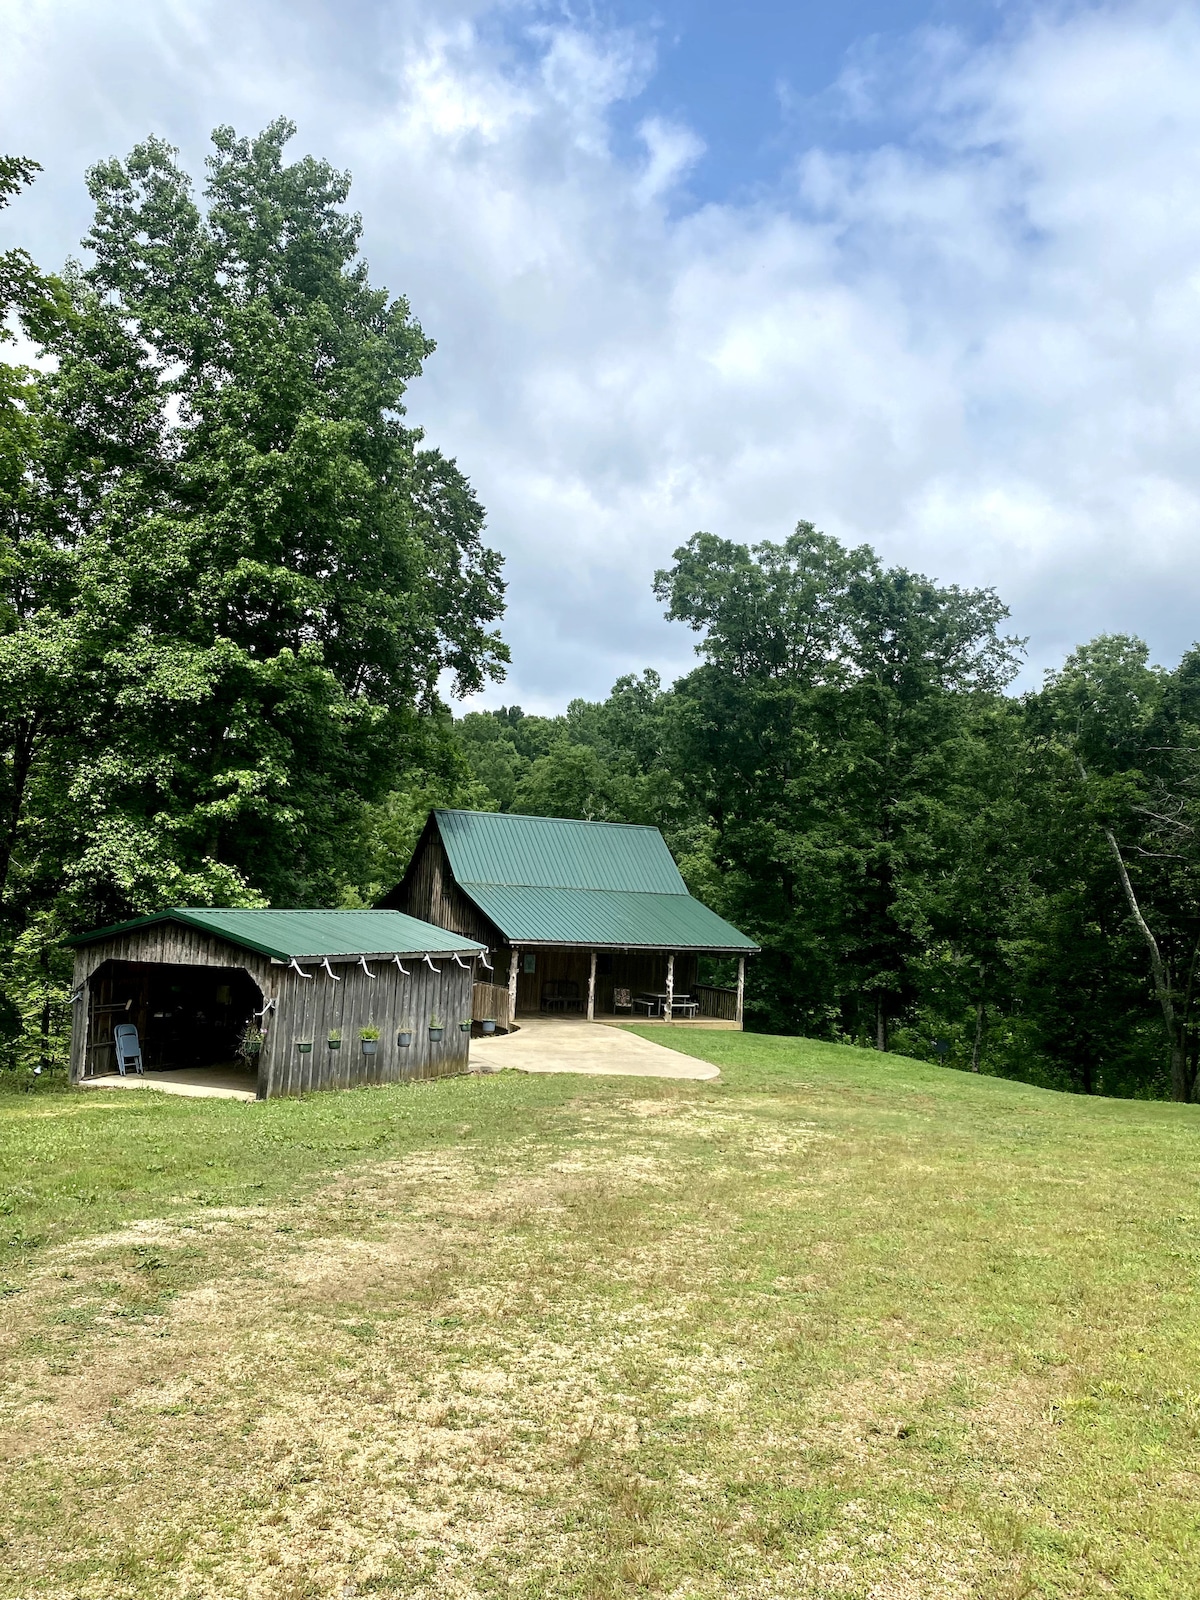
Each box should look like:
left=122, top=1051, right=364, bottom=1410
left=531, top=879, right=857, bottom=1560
left=112, top=1022, right=144, bottom=1076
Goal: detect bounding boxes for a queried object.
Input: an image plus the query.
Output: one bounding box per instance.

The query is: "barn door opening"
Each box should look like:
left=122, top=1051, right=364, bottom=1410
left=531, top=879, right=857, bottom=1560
left=85, top=960, right=263, bottom=1081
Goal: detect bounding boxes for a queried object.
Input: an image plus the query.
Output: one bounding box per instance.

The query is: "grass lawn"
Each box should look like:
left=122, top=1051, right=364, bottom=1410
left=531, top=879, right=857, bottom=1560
left=1, top=1032, right=1198, bottom=1598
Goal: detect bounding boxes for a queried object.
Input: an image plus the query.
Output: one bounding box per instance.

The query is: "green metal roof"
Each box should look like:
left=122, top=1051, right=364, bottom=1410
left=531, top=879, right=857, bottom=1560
left=68, top=908, right=485, bottom=963
left=461, top=884, right=758, bottom=951
left=436, top=809, right=688, bottom=893
left=431, top=810, right=758, bottom=952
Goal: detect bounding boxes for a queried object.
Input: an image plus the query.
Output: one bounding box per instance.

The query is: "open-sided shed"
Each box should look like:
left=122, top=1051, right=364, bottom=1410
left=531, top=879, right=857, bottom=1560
left=68, top=908, right=485, bottom=1099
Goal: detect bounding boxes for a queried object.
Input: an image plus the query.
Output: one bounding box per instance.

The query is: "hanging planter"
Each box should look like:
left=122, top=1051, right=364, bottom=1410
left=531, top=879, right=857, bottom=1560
left=397, top=1022, right=413, bottom=1048
left=296, top=1040, right=313, bottom=1054
left=428, top=1016, right=444, bottom=1042
left=239, top=1024, right=265, bottom=1062
left=327, top=1030, right=342, bottom=1051
left=458, top=1020, right=471, bottom=1034
left=360, top=1025, right=380, bottom=1056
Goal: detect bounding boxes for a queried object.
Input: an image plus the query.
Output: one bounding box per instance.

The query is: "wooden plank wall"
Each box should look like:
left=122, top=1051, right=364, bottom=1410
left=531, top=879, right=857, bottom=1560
left=471, top=981, right=512, bottom=1029
left=695, top=984, right=738, bottom=1021
left=260, top=958, right=473, bottom=1097
left=389, top=828, right=498, bottom=946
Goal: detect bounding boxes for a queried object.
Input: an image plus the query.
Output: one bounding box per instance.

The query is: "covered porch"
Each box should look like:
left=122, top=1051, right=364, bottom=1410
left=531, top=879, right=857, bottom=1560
left=496, top=945, right=746, bottom=1026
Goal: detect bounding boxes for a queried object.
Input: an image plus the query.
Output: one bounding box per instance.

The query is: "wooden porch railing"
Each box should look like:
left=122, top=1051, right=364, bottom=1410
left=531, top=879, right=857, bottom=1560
left=472, top=980, right=512, bottom=1031
left=695, top=984, right=738, bottom=1022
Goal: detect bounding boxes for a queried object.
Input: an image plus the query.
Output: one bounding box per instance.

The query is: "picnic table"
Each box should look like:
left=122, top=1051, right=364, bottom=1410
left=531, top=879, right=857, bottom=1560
left=632, top=992, right=700, bottom=1019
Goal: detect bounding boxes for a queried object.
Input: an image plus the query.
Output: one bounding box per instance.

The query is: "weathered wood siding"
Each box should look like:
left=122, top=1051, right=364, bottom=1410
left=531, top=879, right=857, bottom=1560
left=387, top=825, right=498, bottom=946
left=695, top=984, right=738, bottom=1021
left=471, top=981, right=512, bottom=1030
left=71, top=923, right=474, bottom=1098
left=261, top=957, right=473, bottom=1097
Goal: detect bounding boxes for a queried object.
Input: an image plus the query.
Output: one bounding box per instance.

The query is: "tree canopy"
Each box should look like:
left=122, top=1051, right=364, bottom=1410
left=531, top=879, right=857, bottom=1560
left=0, top=124, right=507, bottom=1071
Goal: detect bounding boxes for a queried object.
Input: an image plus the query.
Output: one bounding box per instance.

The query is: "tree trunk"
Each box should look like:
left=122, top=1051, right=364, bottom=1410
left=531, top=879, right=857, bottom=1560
left=971, top=998, right=985, bottom=1073
left=0, top=720, right=38, bottom=909
left=1103, top=828, right=1191, bottom=1101
left=875, top=994, right=888, bottom=1052
left=39, top=943, right=51, bottom=1077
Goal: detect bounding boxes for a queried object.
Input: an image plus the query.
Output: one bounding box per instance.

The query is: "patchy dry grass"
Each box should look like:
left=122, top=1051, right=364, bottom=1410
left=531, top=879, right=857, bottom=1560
left=1, top=1035, right=1199, bottom=1597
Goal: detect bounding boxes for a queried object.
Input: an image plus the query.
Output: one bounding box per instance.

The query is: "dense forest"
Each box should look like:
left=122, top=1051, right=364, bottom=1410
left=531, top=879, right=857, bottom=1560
left=2, top=127, right=1198, bottom=1101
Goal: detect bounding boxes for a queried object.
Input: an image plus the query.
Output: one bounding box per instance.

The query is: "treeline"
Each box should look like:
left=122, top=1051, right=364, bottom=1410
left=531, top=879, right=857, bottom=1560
left=429, top=528, right=1200, bottom=1101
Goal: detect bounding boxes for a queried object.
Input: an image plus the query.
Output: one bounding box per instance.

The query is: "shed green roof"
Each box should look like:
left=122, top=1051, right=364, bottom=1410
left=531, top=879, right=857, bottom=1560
left=428, top=810, right=758, bottom=952
left=68, top=908, right=485, bottom=963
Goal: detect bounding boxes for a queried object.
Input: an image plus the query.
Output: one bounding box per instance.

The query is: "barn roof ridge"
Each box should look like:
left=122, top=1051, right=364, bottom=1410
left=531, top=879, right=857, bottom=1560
left=68, top=907, right=486, bottom=963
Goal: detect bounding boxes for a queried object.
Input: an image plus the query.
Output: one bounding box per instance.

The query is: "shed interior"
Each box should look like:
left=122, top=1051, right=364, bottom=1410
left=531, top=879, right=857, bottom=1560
left=85, top=959, right=262, bottom=1077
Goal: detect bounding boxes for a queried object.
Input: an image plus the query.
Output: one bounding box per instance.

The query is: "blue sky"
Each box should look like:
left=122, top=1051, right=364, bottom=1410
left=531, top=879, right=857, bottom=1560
left=579, top=0, right=1012, bottom=191
left=3, top=0, right=1200, bottom=708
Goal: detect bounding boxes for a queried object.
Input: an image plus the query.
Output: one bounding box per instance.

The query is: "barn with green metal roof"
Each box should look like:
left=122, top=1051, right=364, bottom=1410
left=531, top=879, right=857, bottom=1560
left=68, top=907, right=486, bottom=1098
left=381, top=810, right=758, bottom=1027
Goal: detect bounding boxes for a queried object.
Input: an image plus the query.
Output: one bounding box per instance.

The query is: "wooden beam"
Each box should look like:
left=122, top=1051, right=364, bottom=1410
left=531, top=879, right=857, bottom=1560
left=665, top=952, right=674, bottom=1023
left=508, top=947, right=520, bottom=1019
left=735, top=956, right=745, bottom=1029
left=587, top=951, right=597, bottom=1022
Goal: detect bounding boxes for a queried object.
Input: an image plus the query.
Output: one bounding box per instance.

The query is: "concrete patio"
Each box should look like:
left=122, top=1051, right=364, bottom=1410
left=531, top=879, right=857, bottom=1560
left=77, top=1065, right=259, bottom=1101
left=472, top=1014, right=719, bottom=1080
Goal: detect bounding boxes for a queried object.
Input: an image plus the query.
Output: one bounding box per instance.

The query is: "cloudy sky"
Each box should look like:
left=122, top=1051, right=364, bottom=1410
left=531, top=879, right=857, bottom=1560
left=3, top=0, right=1200, bottom=707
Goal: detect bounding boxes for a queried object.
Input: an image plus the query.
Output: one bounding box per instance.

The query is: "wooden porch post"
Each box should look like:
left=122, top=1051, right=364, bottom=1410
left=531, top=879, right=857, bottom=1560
left=508, top=947, right=520, bottom=1020
left=69, top=954, right=88, bottom=1084
left=665, top=953, right=674, bottom=1023
left=735, top=956, right=745, bottom=1029
left=587, top=951, right=597, bottom=1022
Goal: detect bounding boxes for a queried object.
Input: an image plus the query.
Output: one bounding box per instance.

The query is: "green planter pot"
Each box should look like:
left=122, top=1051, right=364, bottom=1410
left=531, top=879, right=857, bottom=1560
left=428, top=1026, right=444, bottom=1042
left=296, top=1042, right=312, bottom=1054
left=459, top=1021, right=471, bottom=1034
left=397, top=1031, right=413, bottom=1048
left=327, top=1039, right=341, bottom=1050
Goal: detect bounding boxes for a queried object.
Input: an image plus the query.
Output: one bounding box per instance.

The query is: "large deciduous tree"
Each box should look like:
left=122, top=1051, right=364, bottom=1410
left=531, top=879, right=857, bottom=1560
left=653, top=523, right=1024, bottom=1042
left=0, top=122, right=507, bottom=1067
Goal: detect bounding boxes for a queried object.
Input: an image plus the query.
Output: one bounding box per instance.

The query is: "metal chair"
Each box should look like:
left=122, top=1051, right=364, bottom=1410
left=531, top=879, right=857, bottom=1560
left=112, top=1022, right=144, bottom=1076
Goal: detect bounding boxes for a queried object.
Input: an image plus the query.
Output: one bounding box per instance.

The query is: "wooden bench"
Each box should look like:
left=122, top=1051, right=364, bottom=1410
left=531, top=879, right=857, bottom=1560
left=541, top=979, right=582, bottom=1014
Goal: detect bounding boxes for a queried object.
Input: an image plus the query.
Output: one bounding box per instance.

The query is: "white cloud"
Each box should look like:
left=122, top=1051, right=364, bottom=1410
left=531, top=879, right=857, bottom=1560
left=4, top=0, right=1200, bottom=704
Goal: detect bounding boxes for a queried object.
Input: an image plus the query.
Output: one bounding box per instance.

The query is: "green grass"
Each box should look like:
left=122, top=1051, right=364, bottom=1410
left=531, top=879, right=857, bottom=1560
left=1, top=1033, right=1199, bottom=1598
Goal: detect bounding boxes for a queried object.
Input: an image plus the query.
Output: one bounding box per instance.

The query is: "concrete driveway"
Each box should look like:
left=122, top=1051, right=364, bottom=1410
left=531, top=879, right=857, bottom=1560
left=471, top=1015, right=719, bottom=1080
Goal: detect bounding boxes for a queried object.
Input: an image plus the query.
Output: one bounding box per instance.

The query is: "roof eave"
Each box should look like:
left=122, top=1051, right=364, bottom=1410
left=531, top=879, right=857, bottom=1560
left=68, top=909, right=485, bottom=963
left=494, top=938, right=759, bottom=952
left=272, top=945, right=486, bottom=963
